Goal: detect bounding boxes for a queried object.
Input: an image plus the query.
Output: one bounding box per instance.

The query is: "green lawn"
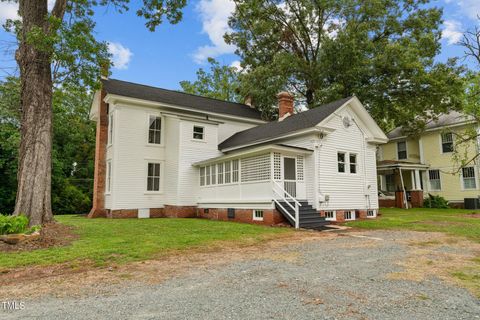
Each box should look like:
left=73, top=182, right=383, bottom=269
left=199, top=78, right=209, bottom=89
left=345, top=208, right=480, bottom=242
left=0, top=216, right=291, bottom=270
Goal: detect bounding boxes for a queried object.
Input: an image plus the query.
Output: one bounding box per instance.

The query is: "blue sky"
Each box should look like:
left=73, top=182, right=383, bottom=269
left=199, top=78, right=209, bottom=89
left=0, top=0, right=479, bottom=90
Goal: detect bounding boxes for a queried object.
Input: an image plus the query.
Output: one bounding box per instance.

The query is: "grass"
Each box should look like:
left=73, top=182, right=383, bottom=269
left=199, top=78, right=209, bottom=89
left=0, top=216, right=291, bottom=269
left=345, top=208, right=480, bottom=242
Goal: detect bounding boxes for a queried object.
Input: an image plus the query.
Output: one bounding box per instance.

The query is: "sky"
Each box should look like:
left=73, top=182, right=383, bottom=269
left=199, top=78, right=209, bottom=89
left=0, top=0, right=479, bottom=91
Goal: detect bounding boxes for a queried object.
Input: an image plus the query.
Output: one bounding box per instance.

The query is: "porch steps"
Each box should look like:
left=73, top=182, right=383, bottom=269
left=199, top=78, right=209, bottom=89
left=275, top=200, right=330, bottom=230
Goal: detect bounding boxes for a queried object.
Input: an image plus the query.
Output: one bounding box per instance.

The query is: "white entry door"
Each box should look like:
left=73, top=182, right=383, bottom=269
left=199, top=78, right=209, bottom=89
left=283, top=157, right=296, bottom=197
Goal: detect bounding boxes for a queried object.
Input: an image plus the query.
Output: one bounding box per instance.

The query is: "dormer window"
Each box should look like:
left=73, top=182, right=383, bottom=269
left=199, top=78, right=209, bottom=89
left=193, top=126, right=204, bottom=140
left=148, top=116, right=162, bottom=144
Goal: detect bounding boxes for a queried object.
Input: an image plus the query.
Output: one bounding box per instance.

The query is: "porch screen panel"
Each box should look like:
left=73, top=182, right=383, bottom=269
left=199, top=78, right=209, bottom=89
left=241, top=154, right=271, bottom=182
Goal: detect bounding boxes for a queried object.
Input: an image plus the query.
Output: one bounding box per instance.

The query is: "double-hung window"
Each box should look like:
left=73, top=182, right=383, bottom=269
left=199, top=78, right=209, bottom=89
left=428, top=170, right=441, bottom=191
left=397, top=141, right=407, bottom=160
left=337, top=152, right=346, bottom=173
left=148, top=116, right=162, bottom=144
left=441, top=132, right=454, bottom=153
left=193, top=126, right=204, bottom=140
left=462, top=167, right=477, bottom=189
left=147, top=163, right=161, bottom=192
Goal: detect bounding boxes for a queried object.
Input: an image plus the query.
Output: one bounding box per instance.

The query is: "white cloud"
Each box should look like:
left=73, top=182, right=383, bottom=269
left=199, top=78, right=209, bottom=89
left=443, top=20, right=463, bottom=45
left=193, top=0, right=236, bottom=64
left=107, top=42, right=133, bottom=70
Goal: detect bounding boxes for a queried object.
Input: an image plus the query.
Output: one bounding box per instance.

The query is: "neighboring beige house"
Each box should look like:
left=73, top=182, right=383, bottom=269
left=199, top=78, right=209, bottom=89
left=377, top=111, right=480, bottom=208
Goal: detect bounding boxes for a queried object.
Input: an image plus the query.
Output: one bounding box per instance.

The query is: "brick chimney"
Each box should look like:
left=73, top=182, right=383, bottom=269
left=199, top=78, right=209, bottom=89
left=88, top=86, right=109, bottom=218
left=277, top=91, right=294, bottom=120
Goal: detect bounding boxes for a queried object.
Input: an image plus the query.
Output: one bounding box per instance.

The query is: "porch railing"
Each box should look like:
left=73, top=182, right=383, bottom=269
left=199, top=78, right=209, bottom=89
left=272, top=180, right=301, bottom=229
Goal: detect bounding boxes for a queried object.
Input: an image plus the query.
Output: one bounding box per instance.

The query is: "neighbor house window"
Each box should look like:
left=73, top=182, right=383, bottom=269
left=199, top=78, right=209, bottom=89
left=148, top=116, right=162, bottom=144
left=462, top=167, right=477, bottom=189
left=217, top=163, right=224, bottom=184
left=441, top=132, right=454, bottom=153
left=108, top=113, right=114, bottom=145
left=428, top=170, right=441, bottom=191
left=386, top=174, right=395, bottom=192
left=200, top=167, right=205, bottom=186
left=147, top=162, right=161, bottom=191
left=232, top=159, right=239, bottom=182
left=224, top=161, right=231, bottom=183
left=350, top=154, right=357, bottom=174
left=193, top=126, right=204, bottom=140
left=325, top=211, right=336, bottom=221
left=253, top=210, right=264, bottom=221
left=367, top=210, right=376, bottom=218
left=397, top=141, right=407, bottom=160
left=344, top=211, right=354, bottom=221
left=338, top=152, right=346, bottom=173
left=106, top=161, right=112, bottom=193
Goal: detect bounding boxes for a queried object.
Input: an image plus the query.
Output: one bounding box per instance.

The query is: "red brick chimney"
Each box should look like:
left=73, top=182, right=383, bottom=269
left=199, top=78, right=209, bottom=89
left=277, top=91, right=294, bottom=120
left=88, top=87, right=108, bottom=218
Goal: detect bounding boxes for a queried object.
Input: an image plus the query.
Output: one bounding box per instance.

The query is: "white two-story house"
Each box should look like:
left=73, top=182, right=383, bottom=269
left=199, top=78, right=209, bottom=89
left=88, top=78, right=387, bottom=228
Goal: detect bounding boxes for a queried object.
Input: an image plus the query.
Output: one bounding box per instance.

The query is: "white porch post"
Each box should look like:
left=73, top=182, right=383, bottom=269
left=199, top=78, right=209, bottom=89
left=414, top=169, right=421, bottom=190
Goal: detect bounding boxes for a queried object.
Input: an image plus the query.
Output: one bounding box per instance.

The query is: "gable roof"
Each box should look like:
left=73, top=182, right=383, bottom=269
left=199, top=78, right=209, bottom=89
left=218, top=97, right=353, bottom=151
left=387, top=111, right=474, bottom=139
left=101, top=78, right=263, bottom=121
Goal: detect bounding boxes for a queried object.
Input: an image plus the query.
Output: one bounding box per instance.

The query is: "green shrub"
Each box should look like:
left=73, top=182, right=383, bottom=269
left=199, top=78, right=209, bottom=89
left=423, top=194, right=449, bottom=209
left=0, top=214, right=29, bottom=235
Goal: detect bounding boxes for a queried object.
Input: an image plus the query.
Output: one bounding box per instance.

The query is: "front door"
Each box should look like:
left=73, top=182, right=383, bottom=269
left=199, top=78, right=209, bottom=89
left=283, top=157, right=296, bottom=197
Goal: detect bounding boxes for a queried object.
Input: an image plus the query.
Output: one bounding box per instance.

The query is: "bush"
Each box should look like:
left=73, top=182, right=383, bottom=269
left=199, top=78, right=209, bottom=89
left=423, top=194, right=449, bottom=209
left=0, top=214, right=29, bottom=235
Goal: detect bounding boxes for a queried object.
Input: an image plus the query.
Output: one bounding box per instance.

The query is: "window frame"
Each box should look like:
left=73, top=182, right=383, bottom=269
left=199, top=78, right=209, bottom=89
left=428, top=169, right=441, bottom=191
left=337, top=152, right=346, bottom=173
left=461, top=166, right=477, bottom=190
left=252, top=209, right=264, bottom=221
left=146, top=162, right=162, bottom=193
left=192, top=125, right=205, bottom=141
left=397, top=141, right=407, bottom=160
left=147, top=115, right=163, bottom=146
left=440, top=132, right=454, bottom=154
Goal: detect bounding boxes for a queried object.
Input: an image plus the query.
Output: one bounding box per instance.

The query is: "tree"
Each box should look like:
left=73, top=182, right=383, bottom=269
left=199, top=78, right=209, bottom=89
left=180, top=58, right=241, bottom=102
left=2, top=0, right=186, bottom=226
left=226, top=0, right=464, bottom=126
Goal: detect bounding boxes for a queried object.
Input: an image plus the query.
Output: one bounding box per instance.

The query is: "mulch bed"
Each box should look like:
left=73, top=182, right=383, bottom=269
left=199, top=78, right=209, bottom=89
left=0, top=222, right=78, bottom=252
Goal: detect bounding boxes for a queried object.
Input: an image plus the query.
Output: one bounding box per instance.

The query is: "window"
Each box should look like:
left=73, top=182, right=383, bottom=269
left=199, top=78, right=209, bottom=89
left=367, top=210, right=376, bottom=218
left=344, top=211, right=354, bottom=221
left=217, top=163, right=224, bottom=184
left=397, top=141, right=407, bottom=160
left=206, top=166, right=211, bottom=185
left=325, top=211, right=336, bottom=221
left=147, top=163, right=161, bottom=191
left=441, top=132, right=454, bottom=153
left=232, top=159, right=239, bottom=182
left=386, top=174, right=395, bottom=192
left=148, top=116, right=162, bottom=144
left=224, top=161, right=231, bottom=183
left=350, top=154, right=357, bottom=174
left=200, top=167, right=205, bottom=186
left=253, top=210, right=264, bottom=221
left=428, top=170, right=441, bottom=191
left=106, top=161, right=112, bottom=193
left=193, top=126, right=204, bottom=140
left=462, top=167, right=477, bottom=189
left=338, top=152, right=346, bottom=173
left=211, top=165, right=216, bottom=185
left=108, top=113, right=114, bottom=145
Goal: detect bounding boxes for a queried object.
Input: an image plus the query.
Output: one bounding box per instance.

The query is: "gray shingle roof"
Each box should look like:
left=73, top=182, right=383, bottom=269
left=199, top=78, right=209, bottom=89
left=219, top=97, right=353, bottom=150
left=387, top=111, right=473, bottom=139
left=102, top=78, right=263, bottom=120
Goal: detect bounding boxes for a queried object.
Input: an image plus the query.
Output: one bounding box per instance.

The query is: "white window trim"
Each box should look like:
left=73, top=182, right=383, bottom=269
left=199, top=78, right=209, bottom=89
left=105, top=160, right=112, bottom=194
left=192, top=125, right=206, bottom=142
left=146, top=114, right=164, bottom=147
left=324, top=210, right=336, bottom=221
left=366, top=209, right=376, bottom=218
left=144, top=160, right=164, bottom=194
left=396, top=140, right=408, bottom=160
left=440, top=132, right=454, bottom=154
left=460, top=166, right=479, bottom=191
left=344, top=210, right=355, bottom=221
left=428, top=169, right=442, bottom=191
left=253, top=209, right=264, bottom=221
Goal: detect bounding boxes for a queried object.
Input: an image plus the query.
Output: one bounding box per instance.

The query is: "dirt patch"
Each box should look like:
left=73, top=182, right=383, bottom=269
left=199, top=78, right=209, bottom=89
left=0, top=229, right=333, bottom=300
left=0, top=222, right=77, bottom=253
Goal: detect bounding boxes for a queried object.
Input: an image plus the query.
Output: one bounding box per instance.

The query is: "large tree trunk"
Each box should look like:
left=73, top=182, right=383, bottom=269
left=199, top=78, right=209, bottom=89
left=13, top=0, right=54, bottom=226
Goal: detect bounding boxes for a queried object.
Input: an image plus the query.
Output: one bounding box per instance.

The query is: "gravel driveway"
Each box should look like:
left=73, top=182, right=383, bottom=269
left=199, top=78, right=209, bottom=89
left=2, top=230, right=480, bottom=320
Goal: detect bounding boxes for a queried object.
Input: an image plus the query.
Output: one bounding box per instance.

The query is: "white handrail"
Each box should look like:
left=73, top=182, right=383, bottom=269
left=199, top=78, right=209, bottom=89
left=272, top=180, right=301, bottom=229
